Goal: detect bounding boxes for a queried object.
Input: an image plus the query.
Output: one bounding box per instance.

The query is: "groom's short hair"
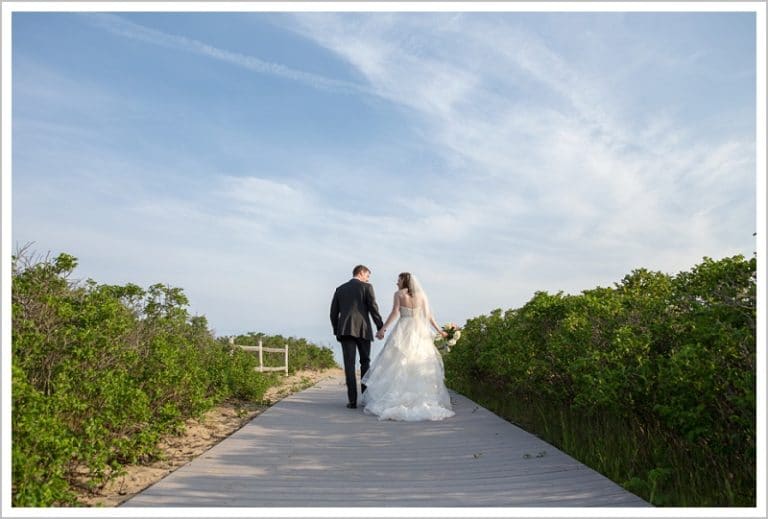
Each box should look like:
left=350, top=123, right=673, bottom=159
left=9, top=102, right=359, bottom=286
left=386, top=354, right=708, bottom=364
left=353, top=265, right=370, bottom=276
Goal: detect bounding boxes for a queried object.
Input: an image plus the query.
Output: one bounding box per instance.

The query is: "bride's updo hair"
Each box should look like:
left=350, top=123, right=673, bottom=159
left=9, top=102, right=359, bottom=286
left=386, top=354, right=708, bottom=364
left=398, top=272, right=414, bottom=295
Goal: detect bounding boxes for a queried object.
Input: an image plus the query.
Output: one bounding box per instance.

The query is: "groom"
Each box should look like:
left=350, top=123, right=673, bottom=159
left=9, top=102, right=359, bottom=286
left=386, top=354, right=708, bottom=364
left=330, top=265, right=384, bottom=409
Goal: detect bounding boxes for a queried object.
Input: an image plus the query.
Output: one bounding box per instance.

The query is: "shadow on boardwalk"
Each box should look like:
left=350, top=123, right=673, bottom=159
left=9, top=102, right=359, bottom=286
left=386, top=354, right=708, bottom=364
left=124, top=376, right=651, bottom=507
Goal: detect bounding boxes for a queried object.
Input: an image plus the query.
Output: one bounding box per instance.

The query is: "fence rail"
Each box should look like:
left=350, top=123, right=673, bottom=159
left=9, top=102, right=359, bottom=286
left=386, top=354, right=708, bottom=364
left=229, top=338, right=288, bottom=373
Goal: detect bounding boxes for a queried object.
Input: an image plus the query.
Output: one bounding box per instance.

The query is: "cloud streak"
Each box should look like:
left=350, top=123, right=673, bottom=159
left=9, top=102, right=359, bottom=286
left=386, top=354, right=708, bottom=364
left=80, top=13, right=371, bottom=96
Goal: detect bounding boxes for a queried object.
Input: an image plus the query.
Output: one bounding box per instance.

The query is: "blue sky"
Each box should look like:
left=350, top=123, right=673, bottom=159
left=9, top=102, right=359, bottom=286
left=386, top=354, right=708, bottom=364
left=10, top=8, right=758, bottom=362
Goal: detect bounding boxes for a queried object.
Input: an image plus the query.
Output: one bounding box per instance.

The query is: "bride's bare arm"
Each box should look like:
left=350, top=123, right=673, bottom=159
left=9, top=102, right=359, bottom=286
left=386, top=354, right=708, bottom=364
left=430, top=314, right=447, bottom=337
left=377, top=292, right=401, bottom=337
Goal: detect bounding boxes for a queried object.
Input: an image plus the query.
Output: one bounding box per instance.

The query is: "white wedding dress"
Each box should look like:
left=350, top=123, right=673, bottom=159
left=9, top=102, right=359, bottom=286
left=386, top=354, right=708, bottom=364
left=361, top=305, right=455, bottom=421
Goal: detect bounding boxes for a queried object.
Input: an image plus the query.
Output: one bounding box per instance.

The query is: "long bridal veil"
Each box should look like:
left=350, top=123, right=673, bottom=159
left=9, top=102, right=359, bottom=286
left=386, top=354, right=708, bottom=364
left=407, top=274, right=433, bottom=328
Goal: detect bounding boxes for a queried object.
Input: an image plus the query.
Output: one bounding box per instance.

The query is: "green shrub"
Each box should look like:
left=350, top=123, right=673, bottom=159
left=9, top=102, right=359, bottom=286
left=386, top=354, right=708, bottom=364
left=11, top=249, right=276, bottom=506
left=445, top=255, right=755, bottom=506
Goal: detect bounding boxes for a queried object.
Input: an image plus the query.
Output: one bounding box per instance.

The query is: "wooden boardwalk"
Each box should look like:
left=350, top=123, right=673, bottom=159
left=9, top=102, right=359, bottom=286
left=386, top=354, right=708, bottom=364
left=124, top=375, right=650, bottom=508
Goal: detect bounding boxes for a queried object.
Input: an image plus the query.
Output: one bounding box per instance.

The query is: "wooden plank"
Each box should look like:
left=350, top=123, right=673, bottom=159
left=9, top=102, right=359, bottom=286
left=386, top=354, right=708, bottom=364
left=232, top=339, right=288, bottom=372
left=123, top=375, right=651, bottom=508
left=239, top=346, right=286, bottom=353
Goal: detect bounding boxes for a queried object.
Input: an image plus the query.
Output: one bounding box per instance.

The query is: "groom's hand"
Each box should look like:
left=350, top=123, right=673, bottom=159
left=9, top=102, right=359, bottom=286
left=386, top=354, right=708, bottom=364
left=376, top=329, right=385, bottom=340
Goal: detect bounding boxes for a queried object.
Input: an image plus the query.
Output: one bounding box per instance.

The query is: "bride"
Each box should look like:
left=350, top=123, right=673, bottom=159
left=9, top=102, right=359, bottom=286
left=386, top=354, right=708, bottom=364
left=361, top=272, right=455, bottom=421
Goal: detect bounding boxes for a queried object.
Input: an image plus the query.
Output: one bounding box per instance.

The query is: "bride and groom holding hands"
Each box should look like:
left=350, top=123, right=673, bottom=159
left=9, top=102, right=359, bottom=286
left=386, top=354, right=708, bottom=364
left=330, top=265, right=455, bottom=421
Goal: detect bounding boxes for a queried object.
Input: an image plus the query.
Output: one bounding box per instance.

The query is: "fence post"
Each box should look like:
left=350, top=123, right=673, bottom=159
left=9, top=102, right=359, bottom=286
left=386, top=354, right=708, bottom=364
left=284, top=344, right=289, bottom=374
left=258, top=339, right=264, bottom=371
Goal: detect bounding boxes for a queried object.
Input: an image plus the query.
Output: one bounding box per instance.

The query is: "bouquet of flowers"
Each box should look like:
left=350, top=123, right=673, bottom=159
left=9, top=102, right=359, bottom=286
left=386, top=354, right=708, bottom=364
left=434, top=322, right=461, bottom=353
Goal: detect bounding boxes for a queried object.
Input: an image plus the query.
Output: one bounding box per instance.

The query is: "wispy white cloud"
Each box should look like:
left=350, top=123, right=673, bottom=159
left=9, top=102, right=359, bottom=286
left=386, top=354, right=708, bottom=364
left=282, top=14, right=754, bottom=266
left=286, top=13, right=479, bottom=121
left=79, top=13, right=370, bottom=96
left=219, top=176, right=309, bottom=220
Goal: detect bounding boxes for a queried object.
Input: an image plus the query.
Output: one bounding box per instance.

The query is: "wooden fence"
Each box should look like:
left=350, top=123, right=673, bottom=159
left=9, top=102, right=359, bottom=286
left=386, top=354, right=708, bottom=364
left=229, top=338, right=288, bottom=373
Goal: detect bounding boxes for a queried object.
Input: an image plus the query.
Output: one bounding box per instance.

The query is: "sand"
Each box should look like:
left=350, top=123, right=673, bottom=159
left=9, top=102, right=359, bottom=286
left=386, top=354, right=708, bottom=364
left=76, top=367, right=344, bottom=507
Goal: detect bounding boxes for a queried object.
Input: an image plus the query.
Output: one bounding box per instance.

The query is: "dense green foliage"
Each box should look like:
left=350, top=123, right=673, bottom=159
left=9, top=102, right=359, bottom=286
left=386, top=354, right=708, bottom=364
left=445, top=255, right=756, bottom=506
left=11, top=250, right=334, bottom=506
left=224, top=332, right=337, bottom=372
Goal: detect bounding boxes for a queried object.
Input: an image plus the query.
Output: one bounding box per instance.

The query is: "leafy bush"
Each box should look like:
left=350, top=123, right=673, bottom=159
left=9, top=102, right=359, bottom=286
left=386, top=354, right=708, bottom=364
left=444, top=255, right=755, bottom=506
left=11, top=249, right=275, bottom=506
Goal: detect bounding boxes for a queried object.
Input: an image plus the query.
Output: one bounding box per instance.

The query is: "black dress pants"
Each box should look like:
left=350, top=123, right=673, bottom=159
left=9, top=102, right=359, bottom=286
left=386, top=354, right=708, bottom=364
left=340, top=336, right=371, bottom=405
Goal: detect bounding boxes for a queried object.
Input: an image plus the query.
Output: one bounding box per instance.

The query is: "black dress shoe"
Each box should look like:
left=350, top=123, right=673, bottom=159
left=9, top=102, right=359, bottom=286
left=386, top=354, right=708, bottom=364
left=346, top=403, right=357, bottom=409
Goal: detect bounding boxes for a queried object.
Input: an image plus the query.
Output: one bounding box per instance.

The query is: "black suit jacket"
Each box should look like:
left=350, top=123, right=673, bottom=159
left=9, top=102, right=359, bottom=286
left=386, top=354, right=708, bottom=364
left=330, top=278, right=384, bottom=341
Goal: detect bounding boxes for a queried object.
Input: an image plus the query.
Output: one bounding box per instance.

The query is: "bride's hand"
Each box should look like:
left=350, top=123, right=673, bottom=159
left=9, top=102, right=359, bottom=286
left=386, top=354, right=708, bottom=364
left=376, top=329, right=385, bottom=340
left=440, top=330, right=448, bottom=338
